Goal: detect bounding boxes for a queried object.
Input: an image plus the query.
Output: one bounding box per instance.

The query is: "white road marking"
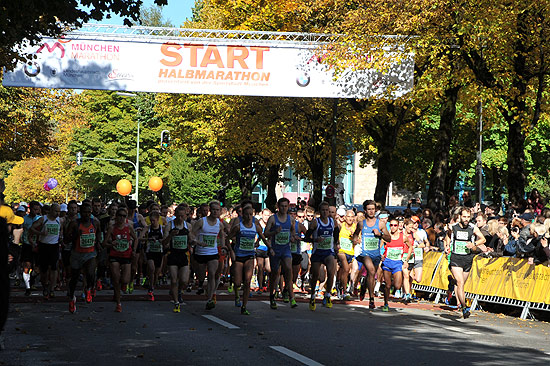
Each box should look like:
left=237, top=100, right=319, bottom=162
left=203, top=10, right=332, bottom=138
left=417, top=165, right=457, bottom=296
left=270, top=346, right=324, bottom=366
left=202, top=315, right=240, bottom=329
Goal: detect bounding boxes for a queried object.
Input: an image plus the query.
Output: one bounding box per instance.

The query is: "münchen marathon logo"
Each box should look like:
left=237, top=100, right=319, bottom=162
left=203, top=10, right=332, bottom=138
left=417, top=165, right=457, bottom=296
left=24, top=42, right=66, bottom=77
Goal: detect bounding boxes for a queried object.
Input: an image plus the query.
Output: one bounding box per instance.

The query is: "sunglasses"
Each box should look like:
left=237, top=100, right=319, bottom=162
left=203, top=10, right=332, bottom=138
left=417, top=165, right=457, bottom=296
left=390, top=224, right=399, bottom=227
left=297, top=215, right=305, bottom=218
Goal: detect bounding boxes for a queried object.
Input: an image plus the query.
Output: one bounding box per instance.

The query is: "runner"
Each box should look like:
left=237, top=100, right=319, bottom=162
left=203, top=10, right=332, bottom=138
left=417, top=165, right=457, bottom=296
left=380, top=217, right=413, bottom=311
left=163, top=205, right=191, bottom=313
left=65, top=203, right=101, bottom=313
left=142, top=211, right=164, bottom=301
left=127, top=200, right=146, bottom=293
left=61, top=201, right=78, bottom=291
left=352, top=200, right=391, bottom=309
left=228, top=204, right=268, bottom=315
left=337, top=210, right=356, bottom=301
left=263, top=198, right=297, bottom=309
left=406, top=216, right=430, bottom=300
left=21, top=201, right=42, bottom=296
left=31, top=203, right=62, bottom=299
left=191, top=200, right=226, bottom=310
left=444, top=207, right=486, bottom=318
left=291, top=208, right=308, bottom=292
left=103, top=207, right=137, bottom=312
left=254, top=208, right=271, bottom=294
left=306, top=202, right=340, bottom=310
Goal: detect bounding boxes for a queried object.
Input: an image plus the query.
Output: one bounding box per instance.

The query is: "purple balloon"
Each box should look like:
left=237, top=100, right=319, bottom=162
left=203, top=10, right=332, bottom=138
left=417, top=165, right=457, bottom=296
left=44, top=182, right=51, bottom=191
left=47, top=178, right=58, bottom=189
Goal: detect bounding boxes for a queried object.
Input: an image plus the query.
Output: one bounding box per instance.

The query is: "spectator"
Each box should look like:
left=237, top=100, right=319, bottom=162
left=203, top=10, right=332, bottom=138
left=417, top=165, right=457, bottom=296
left=486, top=219, right=499, bottom=250
left=528, top=189, right=545, bottom=216
left=492, top=226, right=509, bottom=257
left=422, top=218, right=436, bottom=247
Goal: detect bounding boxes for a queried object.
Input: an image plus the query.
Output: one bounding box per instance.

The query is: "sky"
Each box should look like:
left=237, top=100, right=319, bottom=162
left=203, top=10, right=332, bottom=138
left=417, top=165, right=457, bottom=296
left=89, top=0, right=196, bottom=28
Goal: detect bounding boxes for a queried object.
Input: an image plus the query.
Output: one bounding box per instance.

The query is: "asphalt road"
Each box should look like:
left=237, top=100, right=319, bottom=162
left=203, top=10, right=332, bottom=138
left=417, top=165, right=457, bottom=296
left=2, top=289, right=550, bottom=366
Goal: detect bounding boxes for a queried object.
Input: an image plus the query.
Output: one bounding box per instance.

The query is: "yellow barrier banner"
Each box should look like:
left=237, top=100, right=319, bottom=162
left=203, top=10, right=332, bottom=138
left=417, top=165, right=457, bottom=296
left=415, top=251, right=442, bottom=287
left=465, top=256, right=550, bottom=304
left=529, top=263, right=550, bottom=304
left=430, top=254, right=452, bottom=290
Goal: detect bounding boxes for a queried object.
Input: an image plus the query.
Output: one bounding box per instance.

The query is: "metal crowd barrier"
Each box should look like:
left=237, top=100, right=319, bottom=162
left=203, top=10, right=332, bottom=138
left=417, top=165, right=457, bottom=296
left=412, top=283, right=550, bottom=320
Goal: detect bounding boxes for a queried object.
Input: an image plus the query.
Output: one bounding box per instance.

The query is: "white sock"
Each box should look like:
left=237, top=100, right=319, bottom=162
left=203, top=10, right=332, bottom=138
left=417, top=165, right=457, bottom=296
left=374, top=282, right=380, bottom=292
left=23, top=272, right=31, bottom=289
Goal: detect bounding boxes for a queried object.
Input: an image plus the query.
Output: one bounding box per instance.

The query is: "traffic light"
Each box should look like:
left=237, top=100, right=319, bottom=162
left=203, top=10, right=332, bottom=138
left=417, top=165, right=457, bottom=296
left=76, top=151, right=83, bottom=166
left=160, top=130, right=170, bottom=150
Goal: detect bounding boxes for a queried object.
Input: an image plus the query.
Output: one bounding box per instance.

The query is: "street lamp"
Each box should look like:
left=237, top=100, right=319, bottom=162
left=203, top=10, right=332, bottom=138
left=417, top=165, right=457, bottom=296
left=117, top=92, right=140, bottom=203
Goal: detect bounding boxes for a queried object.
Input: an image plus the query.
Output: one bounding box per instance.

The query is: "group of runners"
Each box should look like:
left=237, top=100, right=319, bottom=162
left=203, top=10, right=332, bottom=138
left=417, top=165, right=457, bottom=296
left=4, top=196, right=491, bottom=319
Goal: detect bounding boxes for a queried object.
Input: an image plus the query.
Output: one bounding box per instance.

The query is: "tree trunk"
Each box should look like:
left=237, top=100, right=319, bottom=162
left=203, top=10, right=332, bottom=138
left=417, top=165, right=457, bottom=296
left=265, top=164, right=279, bottom=212
left=427, top=85, right=460, bottom=210
left=373, top=136, right=395, bottom=205
left=491, top=166, right=503, bottom=206
left=311, top=160, right=324, bottom=208
left=506, top=121, right=526, bottom=204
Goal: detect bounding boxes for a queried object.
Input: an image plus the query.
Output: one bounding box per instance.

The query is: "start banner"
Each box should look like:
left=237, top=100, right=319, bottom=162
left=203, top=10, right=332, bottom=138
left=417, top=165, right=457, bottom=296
left=2, top=37, right=414, bottom=98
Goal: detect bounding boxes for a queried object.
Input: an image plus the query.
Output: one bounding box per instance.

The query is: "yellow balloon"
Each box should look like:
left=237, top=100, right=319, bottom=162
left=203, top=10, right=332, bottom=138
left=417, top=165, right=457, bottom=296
left=148, top=176, right=163, bottom=192
left=116, top=179, right=132, bottom=196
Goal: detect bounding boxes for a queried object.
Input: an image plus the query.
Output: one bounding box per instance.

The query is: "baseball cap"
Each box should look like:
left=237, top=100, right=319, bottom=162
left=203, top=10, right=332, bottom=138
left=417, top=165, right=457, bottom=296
left=289, top=206, right=298, bottom=213
left=520, top=212, right=534, bottom=221
left=411, top=216, right=421, bottom=223
left=0, top=205, right=24, bottom=225
left=16, top=206, right=26, bottom=212
left=337, top=208, right=346, bottom=216
left=60, top=203, right=68, bottom=212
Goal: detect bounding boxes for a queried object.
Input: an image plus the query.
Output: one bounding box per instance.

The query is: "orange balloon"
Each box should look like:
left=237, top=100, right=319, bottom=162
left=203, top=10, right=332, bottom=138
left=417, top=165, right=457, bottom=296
left=116, top=179, right=132, bottom=196
left=148, top=176, right=163, bottom=192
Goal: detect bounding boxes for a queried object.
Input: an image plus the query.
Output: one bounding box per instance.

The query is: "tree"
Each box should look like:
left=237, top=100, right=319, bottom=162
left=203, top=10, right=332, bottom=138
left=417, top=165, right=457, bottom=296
left=0, top=0, right=168, bottom=70
left=70, top=91, right=172, bottom=202
left=167, top=149, right=218, bottom=205
left=458, top=2, right=550, bottom=203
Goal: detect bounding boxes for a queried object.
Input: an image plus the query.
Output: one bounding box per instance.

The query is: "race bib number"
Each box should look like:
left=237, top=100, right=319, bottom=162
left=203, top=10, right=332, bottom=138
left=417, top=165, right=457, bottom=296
left=240, top=237, right=255, bottom=251
left=80, top=233, right=95, bottom=248
left=414, top=247, right=424, bottom=261
left=45, top=223, right=59, bottom=236
left=291, top=241, right=298, bottom=253
left=387, top=247, right=403, bottom=261
left=454, top=240, right=470, bottom=255
left=275, top=231, right=290, bottom=245
left=114, top=239, right=129, bottom=252
left=363, top=236, right=379, bottom=251
left=173, top=235, right=187, bottom=250
left=203, top=235, right=217, bottom=248
left=318, top=236, right=333, bottom=250
left=340, top=238, right=353, bottom=252
left=149, top=239, right=162, bottom=252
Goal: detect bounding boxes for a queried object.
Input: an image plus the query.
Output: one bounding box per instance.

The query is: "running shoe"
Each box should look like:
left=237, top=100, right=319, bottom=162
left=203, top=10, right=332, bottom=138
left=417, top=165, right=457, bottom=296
left=115, top=303, right=122, bottom=312
left=344, top=294, right=352, bottom=301
left=212, top=294, right=217, bottom=304
left=196, top=287, right=204, bottom=295
left=227, top=284, right=234, bottom=293
left=49, top=291, right=55, bottom=298
left=282, top=289, right=289, bottom=303
left=270, top=298, right=277, bottom=310
left=309, top=299, right=316, bottom=311
left=96, top=280, right=103, bottom=291
left=148, top=290, right=155, bottom=302
left=369, top=299, right=376, bottom=309
left=322, top=295, right=333, bottom=309
left=290, top=298, right=298, bottom=308
left=205, top=300, right=215, bottom=310
left=394, top=289, right=402, bottom=299
left=359, top=285, right=366, bottom=302
left=241, top=306, right=250, bottom=315
left=85, top=289, right=92, bottom=303
left=235, top=297, right=242, bottom=308
left=91, top=288, right=96, bottom=298
left=173, top=303, right=181, bottom=313
left=462, top=307, right=471, bottom=319
left=186, top=285, right=192, bottom=293
left=381, top=304, right=389, bottom=312
left=178, top=291, right=184, bottom=304
left=43, top=288, right=49, bottom=299
left=128, top=281, right=134, bottom=294
left=69, top=296, right=77, bottom=314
